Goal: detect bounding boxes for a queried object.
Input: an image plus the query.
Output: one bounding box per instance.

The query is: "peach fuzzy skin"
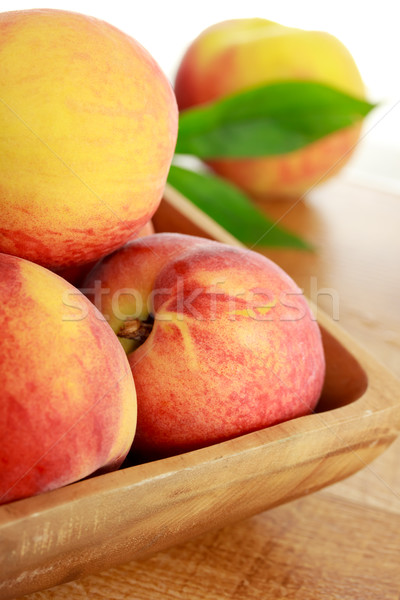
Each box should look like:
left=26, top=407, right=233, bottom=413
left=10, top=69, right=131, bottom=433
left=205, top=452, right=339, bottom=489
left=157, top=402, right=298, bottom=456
left=175, top=18, right=365, bottom=200
left=0, top=9, right=178, bottom=269
left=84, top=233, right=325, bottom=458
left=0, top=253, right=136, bottom=505
left=55, top=220, right=156, bottom=288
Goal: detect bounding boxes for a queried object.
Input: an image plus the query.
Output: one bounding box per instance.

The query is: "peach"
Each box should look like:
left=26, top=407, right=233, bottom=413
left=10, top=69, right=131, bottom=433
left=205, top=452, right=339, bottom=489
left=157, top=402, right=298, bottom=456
left=0, top=9, right=178, bottom=268
left=83, top=233, right=325, bottom=458
left=175, top=18, right=365, bottom=200
left=0, top=253, right=136, bottom=505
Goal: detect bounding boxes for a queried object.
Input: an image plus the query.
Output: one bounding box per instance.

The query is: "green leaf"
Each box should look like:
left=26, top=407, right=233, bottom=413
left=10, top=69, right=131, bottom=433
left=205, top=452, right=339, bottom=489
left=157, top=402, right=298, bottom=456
left=167, top=165, right=311, bottom=250
left=175, top=80, right=375, bottom=158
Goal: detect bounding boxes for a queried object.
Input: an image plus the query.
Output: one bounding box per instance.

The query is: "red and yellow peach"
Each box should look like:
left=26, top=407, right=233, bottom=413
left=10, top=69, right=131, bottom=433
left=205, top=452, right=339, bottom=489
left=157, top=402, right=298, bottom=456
left=0, top=9, right=178, bottom=268
left=0, top=253, right=136, bottom=505
left=175, top=18, right=365, bottom=200
left=84, top=233, right=325, bottom=458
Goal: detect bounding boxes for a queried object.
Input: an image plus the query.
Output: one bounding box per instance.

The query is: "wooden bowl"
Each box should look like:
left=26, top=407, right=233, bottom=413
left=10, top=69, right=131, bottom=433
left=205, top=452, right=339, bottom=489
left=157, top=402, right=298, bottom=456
left=1, top=185, right=400, bottom=600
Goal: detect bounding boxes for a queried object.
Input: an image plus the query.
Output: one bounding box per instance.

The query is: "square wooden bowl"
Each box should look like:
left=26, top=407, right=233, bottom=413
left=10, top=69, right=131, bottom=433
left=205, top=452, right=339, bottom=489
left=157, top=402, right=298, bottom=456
left=1, top=185, right=400, bottom=600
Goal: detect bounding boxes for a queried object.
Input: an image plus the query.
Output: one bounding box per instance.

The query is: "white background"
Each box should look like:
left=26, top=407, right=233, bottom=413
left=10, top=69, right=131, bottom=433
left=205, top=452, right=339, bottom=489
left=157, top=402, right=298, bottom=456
left=3, top=0, right=399, bottom=187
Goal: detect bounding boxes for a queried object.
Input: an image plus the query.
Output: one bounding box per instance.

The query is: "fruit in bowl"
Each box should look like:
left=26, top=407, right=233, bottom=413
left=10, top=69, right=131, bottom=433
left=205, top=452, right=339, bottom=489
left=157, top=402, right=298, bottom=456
left=0, top=9, right=178, bottom=269
left=0, top=253, right=136, bottom=505
left=83, top=233, right=325, bottom=459
left=174, top=18, right=365, bottom=200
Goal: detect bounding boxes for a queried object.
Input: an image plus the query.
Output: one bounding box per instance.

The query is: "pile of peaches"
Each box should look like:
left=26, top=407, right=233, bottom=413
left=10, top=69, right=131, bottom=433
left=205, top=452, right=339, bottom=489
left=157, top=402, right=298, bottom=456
left=0, top=9, right=328, bottom=505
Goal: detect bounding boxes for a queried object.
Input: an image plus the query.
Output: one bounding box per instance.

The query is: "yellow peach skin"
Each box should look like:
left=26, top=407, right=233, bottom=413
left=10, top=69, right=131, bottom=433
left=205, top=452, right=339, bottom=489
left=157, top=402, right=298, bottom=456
left=84, top=233, right=325, bottom=458
left=175, top=18, right=365, bottom=200
left=0, top=253, right=136, bottom=505
left=0, top=9, right=178, bottom=268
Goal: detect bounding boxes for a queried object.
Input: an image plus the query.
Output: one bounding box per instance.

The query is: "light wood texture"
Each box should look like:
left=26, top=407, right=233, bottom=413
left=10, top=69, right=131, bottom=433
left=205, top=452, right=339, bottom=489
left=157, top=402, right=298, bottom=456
left=25, top=494, right=400, bottom=600
left=2, top=174, right=400, bottom=600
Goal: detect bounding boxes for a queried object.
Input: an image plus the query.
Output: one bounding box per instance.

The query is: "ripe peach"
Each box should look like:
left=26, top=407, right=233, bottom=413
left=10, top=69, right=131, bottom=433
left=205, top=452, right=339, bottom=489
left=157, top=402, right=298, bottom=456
left=0, top=9, right=177, bottom=268
left=175, top=18, right=365, bottom=200
left=83, top=233, right=325, bottom=458
left=0, top=253, right=136, bottom=505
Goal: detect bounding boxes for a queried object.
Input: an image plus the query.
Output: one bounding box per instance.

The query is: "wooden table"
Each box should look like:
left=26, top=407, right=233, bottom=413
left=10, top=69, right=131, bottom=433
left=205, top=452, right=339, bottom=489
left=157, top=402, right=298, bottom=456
left=25, top=173, right=400, bottom=600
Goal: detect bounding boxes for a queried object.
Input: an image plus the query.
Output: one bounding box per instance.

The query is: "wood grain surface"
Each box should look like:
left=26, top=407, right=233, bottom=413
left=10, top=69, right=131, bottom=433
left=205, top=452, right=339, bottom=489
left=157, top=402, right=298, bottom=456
left=21, top=173, right=400, bottom=600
